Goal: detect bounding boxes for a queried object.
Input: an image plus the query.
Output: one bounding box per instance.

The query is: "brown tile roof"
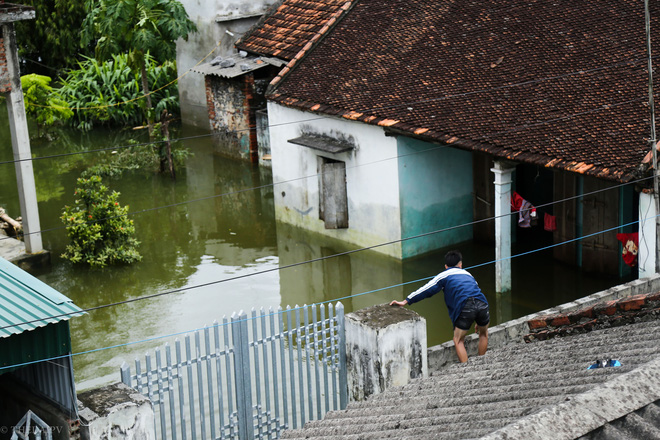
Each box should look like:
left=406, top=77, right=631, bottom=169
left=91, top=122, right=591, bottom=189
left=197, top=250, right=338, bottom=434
left=267, top=0, right=660, bottom=182
left=235, top=0, right=350, bottom=61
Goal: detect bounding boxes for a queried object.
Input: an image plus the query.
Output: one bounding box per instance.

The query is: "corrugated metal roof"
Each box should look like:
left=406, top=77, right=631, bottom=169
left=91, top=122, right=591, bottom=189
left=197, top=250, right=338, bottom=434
left=0, top=257, right=84, bottom=338
left=192, top=53, right=284, bottom=79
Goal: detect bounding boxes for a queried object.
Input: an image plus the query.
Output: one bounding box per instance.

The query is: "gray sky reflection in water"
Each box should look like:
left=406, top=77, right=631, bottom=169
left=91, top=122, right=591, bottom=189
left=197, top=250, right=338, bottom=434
left=1, top=116, right=623, bottom=390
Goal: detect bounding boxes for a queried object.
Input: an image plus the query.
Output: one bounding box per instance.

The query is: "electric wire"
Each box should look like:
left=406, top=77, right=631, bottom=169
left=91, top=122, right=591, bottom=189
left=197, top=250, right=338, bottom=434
left=1, top=91, right=650, bottom=246
left=0, top=48, right=653, bottom=330
left=0, top=213, right=650, bottom=373
left=0, top=172, right=650, bottom=333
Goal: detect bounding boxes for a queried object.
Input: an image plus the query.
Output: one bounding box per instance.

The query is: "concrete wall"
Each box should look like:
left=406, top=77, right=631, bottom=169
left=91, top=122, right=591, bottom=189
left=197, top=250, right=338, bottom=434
left=268, top=103, right=404, bottom=259
left=176, top=0, right=278, bottom=128
left=345, top=304, right=427, bottom=401
left=78, top=382, right=155, bottom=440
left=205, top=74, right=253, bottom=159
left=398, top=137, right=474, bottom=258
left=428, top=273, right=660, bottom=371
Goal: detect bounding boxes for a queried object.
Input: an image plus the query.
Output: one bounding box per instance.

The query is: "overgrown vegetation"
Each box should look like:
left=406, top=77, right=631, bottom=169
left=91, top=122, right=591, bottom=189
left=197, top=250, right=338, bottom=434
left=57, top=54, right=179, bottom=131
left=21, top=74, right=73, bottom=137
left=16, top=0, right=90, bottom=75
left=81, top=122, right=190, bottom=179
left=82, top=0, right=197, bottom=133
left=61, top=175, right=141, bottom=267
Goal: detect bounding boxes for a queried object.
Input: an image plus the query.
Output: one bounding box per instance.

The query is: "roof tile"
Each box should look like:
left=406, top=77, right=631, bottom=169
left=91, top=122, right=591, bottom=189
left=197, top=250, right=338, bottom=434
left=267, top=0, right=660, bottom=182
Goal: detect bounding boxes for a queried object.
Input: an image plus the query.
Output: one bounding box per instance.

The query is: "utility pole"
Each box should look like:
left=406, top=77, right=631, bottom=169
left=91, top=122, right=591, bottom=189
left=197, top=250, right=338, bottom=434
left=0, top=5, right=42, bottom=254
left=644, top=0, right=659, bottom=273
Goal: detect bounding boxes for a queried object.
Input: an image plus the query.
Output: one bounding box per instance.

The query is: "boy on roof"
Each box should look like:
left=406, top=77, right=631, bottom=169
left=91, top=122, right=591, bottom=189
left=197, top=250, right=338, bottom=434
left=390, top=250, right=489, bottom=363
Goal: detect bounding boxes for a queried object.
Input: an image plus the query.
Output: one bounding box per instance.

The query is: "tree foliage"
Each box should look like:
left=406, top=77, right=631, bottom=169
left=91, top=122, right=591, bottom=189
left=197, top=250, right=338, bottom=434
left=82, top=0, right=197, bottom=65
left=57, top=54, right=179, bottom=131
left=82, top=0, right=197, bottom=131
left=61, top=175, right=141, bottom=267
left=15, top=0, right=91, bottom=75
left=21, top=74, right=73, bottom=136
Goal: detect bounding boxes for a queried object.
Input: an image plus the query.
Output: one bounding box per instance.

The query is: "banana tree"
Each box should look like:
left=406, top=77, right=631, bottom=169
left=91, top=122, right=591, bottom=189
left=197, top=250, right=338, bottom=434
left=82, top=0, right=197, bottom=135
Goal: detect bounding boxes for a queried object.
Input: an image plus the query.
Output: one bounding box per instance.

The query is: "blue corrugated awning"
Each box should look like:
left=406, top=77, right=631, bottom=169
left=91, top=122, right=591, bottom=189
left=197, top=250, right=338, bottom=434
left=0, top=257, right=84, bottom=338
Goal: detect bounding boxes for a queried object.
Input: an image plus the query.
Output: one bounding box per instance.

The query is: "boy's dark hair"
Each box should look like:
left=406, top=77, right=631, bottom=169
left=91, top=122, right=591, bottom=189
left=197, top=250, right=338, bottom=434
left=445, top=250, right=462, bottom=268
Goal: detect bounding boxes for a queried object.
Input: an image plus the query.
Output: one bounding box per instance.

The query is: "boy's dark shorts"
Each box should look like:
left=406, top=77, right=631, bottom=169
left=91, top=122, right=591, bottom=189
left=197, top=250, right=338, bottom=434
left=454, top=297, right=490, bottom=331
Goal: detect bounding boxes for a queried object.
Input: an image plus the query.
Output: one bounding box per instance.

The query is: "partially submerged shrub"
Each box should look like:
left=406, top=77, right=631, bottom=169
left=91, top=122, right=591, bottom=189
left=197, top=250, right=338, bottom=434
left=61, top=175, right=141, bottom=267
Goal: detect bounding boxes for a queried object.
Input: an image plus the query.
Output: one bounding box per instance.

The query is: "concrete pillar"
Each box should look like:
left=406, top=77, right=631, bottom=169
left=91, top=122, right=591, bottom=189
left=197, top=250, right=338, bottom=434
left=491, top=160, right=516, bottom=293
left=639, top=190, right=657, bottom=278
left=345, top=304, right=427, bottom=402
left=77, top=382, right=155, bottom=440
left=3, top=22, right=42, bottom=253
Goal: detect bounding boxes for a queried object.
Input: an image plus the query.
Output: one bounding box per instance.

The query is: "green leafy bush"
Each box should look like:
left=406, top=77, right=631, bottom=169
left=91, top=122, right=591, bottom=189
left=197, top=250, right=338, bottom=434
left=57, top=54, right=179, bottom=131
left=61, top=175, right=141, bottom=267
left=21, top=74, right=73, bottom=136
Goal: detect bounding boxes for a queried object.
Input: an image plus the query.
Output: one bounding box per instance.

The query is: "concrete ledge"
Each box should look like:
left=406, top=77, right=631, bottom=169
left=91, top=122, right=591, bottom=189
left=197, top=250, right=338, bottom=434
left=428, top=274, right=660, bottom=371
left=0, top=235, right=50, bottom=271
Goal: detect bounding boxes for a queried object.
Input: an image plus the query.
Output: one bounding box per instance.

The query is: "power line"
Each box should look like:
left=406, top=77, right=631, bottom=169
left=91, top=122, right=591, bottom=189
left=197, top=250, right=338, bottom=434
left=0, top=213, right=649, bottom=373
left=0, top=173, right=650, bottom=332
left=1, top=91, right=649, bottom=246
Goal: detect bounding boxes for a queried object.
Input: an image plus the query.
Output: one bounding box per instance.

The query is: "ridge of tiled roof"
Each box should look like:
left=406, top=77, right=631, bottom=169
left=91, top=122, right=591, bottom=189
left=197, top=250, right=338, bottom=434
left=267, top=0, right=660, bottom=182
left=235, top=0, right=351, bottom=61
left=282, top=309, right=660, bottom=439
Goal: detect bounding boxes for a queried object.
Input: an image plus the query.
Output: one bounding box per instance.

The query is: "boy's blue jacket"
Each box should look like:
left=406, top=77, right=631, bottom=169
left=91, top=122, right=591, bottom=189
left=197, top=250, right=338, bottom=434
left=406, top=267, right=488, bottom=325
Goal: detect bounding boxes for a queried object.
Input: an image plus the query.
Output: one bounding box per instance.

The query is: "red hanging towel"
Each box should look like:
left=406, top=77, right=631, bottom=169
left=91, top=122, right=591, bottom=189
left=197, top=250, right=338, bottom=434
left=511, top=191, right=524, bottom=212
left=616, top=233, right=639, bottom=267
left=544, top=213, right=557, bottom=232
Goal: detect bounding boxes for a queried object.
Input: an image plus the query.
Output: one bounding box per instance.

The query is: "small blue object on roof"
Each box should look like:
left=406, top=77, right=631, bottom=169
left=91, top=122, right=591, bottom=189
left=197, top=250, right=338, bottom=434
left=587, top=359, right=621, bottom=369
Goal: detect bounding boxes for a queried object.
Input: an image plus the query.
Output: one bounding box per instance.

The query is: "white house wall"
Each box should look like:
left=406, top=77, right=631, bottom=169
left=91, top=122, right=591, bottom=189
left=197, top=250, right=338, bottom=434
left=176, top=0, right=278, bottom=128
left=268, top=103, right=404, bottom=259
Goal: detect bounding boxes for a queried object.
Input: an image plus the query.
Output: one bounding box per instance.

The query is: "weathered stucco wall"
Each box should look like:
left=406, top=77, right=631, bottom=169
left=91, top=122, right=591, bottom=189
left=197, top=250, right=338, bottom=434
left=205, top=74, right=253, bottom=159
left=398, top=137, right=474, bottom=258
left=268, top=103, right=404, bottom=259
left=78, top=382, right=155, bottom=440
left=176, top=0, right=278, bottom=127
left=345, top=304, right=427, bottom=401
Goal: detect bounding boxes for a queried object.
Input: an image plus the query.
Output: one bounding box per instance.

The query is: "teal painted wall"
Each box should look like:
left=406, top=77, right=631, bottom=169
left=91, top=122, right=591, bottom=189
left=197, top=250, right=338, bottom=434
left=398, top=138, right=474, bottom=258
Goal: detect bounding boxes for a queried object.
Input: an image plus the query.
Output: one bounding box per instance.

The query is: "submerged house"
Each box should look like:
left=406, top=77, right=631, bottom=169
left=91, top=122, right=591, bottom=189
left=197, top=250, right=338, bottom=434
left=192, top=0, right=348, bottom=163
left=0, top=257, right=84, bottom=438
left=263, top=0, right=660, bottom=279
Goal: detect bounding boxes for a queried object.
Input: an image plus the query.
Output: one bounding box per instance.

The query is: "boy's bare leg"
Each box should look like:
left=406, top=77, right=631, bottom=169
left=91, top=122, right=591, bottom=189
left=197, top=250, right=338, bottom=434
left=453, top=327, right=469, bottom=363
left=476, top=324, right=489, bottom=356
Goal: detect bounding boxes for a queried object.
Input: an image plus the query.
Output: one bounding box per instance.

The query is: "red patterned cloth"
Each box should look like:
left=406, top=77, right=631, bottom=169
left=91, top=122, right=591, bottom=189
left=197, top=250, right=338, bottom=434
left=616, top=233, right=639, bottom=267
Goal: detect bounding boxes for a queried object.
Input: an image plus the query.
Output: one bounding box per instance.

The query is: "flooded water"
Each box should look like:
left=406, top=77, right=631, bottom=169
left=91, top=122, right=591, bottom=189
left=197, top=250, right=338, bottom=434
left=0, top=108, right=627, bottom=391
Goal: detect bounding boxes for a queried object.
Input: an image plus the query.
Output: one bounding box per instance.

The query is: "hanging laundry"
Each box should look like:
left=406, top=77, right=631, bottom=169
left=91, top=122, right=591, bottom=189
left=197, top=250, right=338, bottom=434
left=511, top=191, right=536, bottom=228
left=616, top=233, right=638, bottom=267
left=511, top=191, right=524, bottom=212
left=544, top=213, right=557, bottom=232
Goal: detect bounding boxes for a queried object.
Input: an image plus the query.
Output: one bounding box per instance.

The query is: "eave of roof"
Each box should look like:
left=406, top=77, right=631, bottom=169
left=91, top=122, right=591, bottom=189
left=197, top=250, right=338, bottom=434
left=0, top=257, right=84, bottom=338
left=266, top=0, right=659, bottom=183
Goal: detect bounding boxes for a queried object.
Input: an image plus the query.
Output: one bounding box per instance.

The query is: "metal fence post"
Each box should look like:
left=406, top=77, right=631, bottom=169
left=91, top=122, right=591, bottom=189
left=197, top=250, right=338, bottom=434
left=336, top=302, right=348, bottom=409
left=232, top=311, right=254, bottom=440
left=120, top=362, right=132, bottom=386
